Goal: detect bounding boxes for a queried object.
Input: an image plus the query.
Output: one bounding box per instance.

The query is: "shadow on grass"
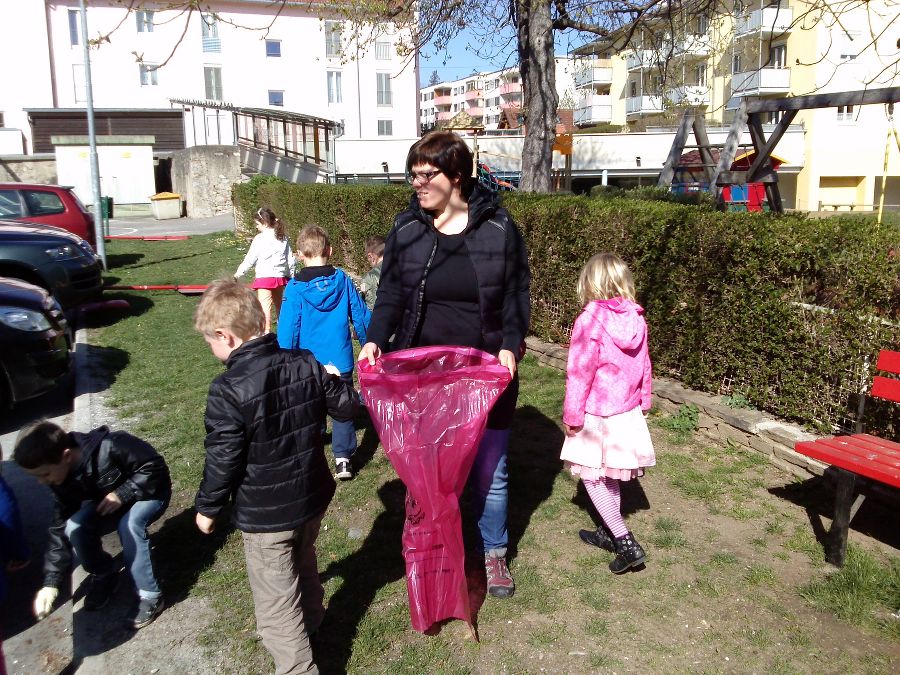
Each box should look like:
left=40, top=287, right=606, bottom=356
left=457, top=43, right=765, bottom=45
left=769, top=474, right=900, bottom=554
left=316, top=479, right=406, bottom=674
left=105, top=253, right=145, bottom=269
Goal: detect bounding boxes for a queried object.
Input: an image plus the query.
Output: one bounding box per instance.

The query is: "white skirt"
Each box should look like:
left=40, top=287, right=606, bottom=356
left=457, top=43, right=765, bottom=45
left=560, top=406, right=655, bottom=481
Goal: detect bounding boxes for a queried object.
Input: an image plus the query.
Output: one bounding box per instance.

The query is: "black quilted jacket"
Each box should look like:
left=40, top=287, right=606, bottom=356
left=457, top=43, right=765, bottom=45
left=366, top=184, right=531, bottom=355
left=195, top=334, right=358, bottom=533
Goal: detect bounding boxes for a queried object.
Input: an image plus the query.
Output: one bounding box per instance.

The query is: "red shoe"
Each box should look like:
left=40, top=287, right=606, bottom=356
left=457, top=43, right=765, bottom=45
left=485, top=554, right=515, bottom=598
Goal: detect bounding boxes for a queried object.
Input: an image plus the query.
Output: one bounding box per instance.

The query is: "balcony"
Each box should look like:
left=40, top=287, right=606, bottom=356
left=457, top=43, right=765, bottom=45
left=735, top=6, right=793, bottom=38
left=202, top=37, right=221, bottom=53
left=436, top=111, right=454, bottom=122
left=433, top=94, right=452, bottom=105
left=731, top=67, right=791, bottom=96
left=466, top=106, right=484, bottom=117
left=626, top=50, right=659, bottom=71
left=668, top=85, right=711, bottom=106
left=574, top=94, right=613, bottom=125
left=675, top=34, right=712, bottom=58
left=499, top=81, right=521, bottom=95
left=625, top=95, right=664, bottom=116
left=465, top=88, right=482, bottom=101
left=574, top=60, right=613, bottom=88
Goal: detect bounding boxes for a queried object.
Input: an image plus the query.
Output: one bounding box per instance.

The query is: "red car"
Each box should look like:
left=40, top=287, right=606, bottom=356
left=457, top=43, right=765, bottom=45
left=0, top=183, right=97, bottom=250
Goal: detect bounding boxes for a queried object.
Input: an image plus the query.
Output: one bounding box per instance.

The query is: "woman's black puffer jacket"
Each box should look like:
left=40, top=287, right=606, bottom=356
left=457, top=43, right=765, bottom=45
left=195, top=334, right=358, bottom=533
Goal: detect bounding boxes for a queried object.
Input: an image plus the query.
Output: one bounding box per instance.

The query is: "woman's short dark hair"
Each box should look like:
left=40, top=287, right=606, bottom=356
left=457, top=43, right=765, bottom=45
left=406, top=131, right=474, bottom=193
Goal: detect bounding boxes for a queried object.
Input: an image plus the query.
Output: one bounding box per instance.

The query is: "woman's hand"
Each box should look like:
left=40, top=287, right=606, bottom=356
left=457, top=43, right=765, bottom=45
left=358, top=342, right=382, bottom=366
left=564, top=423, right=583, bottom=437
left=498, top=349, right=517, bottom=378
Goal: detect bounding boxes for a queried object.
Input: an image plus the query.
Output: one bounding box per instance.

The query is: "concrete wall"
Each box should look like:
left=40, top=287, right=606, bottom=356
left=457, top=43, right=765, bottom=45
left=172, top=145, right=241, bottom=218
left=0, top=155, right=58, bottom=184
left=240, top=146, right=327, bottom=184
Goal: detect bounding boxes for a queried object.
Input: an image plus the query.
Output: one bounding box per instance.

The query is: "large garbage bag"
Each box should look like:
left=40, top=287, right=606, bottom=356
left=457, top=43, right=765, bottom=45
left=358, top=346, right=511, bottom=634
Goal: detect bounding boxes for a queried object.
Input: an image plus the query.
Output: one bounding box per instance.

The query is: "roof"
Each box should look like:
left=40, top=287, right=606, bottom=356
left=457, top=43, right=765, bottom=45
left=26, top=108, right=181, bottom=115
left=678, top=148, right=788, bottom=169
left=497, top=107, right=576, bottom=134
left=168, top=98, right=337, bottom=128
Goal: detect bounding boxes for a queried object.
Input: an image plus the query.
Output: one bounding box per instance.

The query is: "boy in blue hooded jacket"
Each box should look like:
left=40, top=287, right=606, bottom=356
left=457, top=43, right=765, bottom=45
left=278, top=225, right=370, bottom=480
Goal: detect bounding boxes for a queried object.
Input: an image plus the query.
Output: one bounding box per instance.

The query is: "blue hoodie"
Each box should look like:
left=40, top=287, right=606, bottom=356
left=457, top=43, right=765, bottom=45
left=277, top=266, right=370, bottom=374
left=0, top=473, right=29, bottom=605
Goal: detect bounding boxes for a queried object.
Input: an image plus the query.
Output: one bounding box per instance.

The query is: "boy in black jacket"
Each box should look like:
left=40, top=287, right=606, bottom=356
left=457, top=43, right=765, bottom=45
left=194, top=277, right=358, bottom=675
left=14, top=421, right=171, bottom=629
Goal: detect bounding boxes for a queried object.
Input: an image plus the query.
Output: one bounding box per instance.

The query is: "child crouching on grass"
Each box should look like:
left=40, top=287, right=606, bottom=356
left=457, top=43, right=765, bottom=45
left=561, top=253, right=655, bottom=574
left=193, top=277, right=359, bottom=675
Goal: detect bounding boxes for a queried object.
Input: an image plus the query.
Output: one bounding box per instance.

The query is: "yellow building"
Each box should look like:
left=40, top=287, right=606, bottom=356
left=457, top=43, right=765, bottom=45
left=573, top=0, right=900, bottom=211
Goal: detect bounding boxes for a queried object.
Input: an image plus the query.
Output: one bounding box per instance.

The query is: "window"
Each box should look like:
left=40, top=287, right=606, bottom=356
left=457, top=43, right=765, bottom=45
left=68, top=9, right=80, bottom=46
left=377, top=120, right=393, bottom=136
left=266, top=40, right=281, bottom=57
left=0, top=190, right=23, bottom=217
left=837, top=105, right=855, bottom=122
left=136, top=10, right=154, bottom=33
left=23, top=190, right=65, bottom=216
left=201, top=13, right=220, bottom=53
left=268, top=90, right=284, bottom=106
left=839, top=31, right=860, bottom=61
left=764, top=110, right=784, bottom=125
left=732, top=53, right=742, bottom=74
left=73, top=64, right=86, bottom=102
left=325, top=21, right=342, bottom=58
left=376, top=72, right=392, bottom=106
left=695, top=15, right=709, bottom=35
left=630, top=81, right=637, bottom=97
left=466, top=81, right=478, bottom=92
left=375, top=37, right=390, bottom=60
left=327, top=71, right=342, bottom=104
left=696, top=64, right=707, bottom=87
left=204, top=66, right=223, bottom=100
left=770, top=44, right=787, bottom=69
left=139, top=64, right=158, bottom=86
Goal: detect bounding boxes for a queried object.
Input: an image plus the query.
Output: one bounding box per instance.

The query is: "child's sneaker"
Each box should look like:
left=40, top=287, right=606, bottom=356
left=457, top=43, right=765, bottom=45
left=484, top=554, right=515, bottom=598
left=130, top=596, right=165, bottom=629
left=335, top=458, right=353, bottom=480
left=83, top=571, right=118, bottom=610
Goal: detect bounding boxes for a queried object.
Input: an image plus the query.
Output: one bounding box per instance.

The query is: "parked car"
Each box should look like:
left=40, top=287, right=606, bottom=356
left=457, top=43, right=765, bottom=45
left=0, top=276, right=71, bottom=408
left=0, top=183, right=97, bottom=249
left=0, top=220, right=102, bottom=308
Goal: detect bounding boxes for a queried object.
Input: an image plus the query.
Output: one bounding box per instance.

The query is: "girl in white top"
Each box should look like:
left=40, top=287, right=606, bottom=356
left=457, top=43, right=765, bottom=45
left=235, top=207, right=295, bottom=333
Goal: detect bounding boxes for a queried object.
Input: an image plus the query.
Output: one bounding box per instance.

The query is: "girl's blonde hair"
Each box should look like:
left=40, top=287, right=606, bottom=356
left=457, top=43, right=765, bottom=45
left=577, top=253, right=636, bottom=305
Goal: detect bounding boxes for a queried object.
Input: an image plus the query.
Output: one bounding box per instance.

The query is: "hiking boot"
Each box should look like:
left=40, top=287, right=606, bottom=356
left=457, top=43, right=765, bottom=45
left=579, top=525, right=615, bottom=553
left=335, top=459, right=353, bottom=480
left=129, top=596, right=165, bottom=629
left=609, top=532, right=646, bottom=574
left=485, top=554, right=515, bottom=598
left=83, top=571, right=118, bottom=611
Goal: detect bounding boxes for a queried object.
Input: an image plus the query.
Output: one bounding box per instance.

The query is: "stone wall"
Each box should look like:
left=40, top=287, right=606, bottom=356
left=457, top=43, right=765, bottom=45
left=171, top=145, right=241, bottom=218
left=0, top=154, right=57, bottom=184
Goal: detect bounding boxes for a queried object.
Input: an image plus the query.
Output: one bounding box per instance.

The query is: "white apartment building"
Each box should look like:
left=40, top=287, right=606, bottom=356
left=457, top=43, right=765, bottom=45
left=570, top=0, right=900, bottom=210
left=419, top=58, right=577, bottom=133
left=0, top=0, right=419, bottom=154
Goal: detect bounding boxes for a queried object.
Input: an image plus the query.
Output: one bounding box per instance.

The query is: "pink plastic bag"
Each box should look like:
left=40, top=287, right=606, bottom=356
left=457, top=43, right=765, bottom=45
left=358, top=346, right=511, bottom=634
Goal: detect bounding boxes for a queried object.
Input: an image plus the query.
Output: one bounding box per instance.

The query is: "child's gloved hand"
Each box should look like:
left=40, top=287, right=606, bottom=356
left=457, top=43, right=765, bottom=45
left=34, top=586, right=59, bottom=620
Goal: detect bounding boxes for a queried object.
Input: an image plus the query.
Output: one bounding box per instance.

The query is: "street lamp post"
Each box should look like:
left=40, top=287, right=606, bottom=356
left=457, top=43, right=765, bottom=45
left=79, top=0, right=107, bottom=268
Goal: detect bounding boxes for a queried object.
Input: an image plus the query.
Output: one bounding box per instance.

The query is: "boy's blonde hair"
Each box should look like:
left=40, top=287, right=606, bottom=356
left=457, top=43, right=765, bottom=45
left=364, top=235, right=385, bottom=258
left=296, top=226, right=330, bottom=259
left=577, top=252, right=636, bottom=305
left=194, top=277, right=265, bottom=339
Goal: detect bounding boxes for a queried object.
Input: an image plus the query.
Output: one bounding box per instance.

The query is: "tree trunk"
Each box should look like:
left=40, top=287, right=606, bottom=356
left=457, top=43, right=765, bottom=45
left=516, top=0, right=557, bottom=193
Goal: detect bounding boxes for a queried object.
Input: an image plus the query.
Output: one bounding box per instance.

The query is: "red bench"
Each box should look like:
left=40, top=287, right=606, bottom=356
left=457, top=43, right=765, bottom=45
left=794, top=349, right=900, bottom=566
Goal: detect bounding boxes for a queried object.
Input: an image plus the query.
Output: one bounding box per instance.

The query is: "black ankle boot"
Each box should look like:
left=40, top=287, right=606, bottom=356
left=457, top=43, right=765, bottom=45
left=609, top=532, right=646, bottom=574
left=578, top=525, right=615, bottom=553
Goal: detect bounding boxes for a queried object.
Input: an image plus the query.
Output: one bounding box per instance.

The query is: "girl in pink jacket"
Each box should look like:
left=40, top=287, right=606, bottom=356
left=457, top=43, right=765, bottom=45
left=560, top=252, right=655, bottom=574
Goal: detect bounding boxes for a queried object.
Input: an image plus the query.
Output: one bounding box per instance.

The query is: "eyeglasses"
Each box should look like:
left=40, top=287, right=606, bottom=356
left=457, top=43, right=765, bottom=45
left=405, top=169, right=442, bottom=185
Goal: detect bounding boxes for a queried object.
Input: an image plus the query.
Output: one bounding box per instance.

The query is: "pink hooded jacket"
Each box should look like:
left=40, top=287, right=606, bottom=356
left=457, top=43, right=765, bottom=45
left=562, top=298, right=652, bottom=426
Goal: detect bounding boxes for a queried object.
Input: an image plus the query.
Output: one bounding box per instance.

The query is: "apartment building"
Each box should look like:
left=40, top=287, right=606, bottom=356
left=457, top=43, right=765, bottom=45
left=571, top=0, right=900, bottom=211
left=419, top=58, right=577, bottom=133
left=0, top=0, right=419, bottom=154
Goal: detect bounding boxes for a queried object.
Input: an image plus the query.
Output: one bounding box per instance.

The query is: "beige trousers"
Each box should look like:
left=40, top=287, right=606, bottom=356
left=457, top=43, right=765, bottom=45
left=242, top=513, right=325, bottom=675
left=257, top=286, right=285, bottom=333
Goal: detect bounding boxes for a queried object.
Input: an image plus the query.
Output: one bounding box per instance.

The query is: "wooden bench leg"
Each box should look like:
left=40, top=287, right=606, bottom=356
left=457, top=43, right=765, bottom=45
left=826, top=468, right=865, bottom=567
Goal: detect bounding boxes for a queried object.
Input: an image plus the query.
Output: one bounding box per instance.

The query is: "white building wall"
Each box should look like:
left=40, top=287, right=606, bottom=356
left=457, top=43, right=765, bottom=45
left=1, top=1, right=418, bottom=152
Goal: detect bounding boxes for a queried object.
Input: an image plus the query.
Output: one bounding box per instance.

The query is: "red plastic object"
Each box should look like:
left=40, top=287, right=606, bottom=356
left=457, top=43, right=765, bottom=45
left=105, top=235, right=190, bottom=241
left=105, top=284, right=207, bottom=296
left=359, top=346, right=511, bottom=635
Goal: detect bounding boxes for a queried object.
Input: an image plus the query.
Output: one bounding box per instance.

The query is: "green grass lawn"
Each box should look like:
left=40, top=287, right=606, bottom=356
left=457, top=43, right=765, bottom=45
left=92, top=234, right=900, bottom=674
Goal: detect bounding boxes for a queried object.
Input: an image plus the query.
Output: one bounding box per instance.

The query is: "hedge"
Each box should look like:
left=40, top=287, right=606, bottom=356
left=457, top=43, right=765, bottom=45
left=232, top=179, right=900, bottom=437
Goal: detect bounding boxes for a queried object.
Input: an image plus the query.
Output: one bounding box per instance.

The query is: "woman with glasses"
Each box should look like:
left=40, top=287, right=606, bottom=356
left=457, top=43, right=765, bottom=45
left=359, top=130, right=531, bottom=599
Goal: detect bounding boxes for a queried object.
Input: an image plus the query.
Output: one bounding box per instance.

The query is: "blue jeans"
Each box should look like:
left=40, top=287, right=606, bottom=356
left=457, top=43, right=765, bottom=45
left=467, top=428, right=510, bottom=556
left=331, top=371, right=358, bottom=461
left=65, top=496, right=168, bottom=599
